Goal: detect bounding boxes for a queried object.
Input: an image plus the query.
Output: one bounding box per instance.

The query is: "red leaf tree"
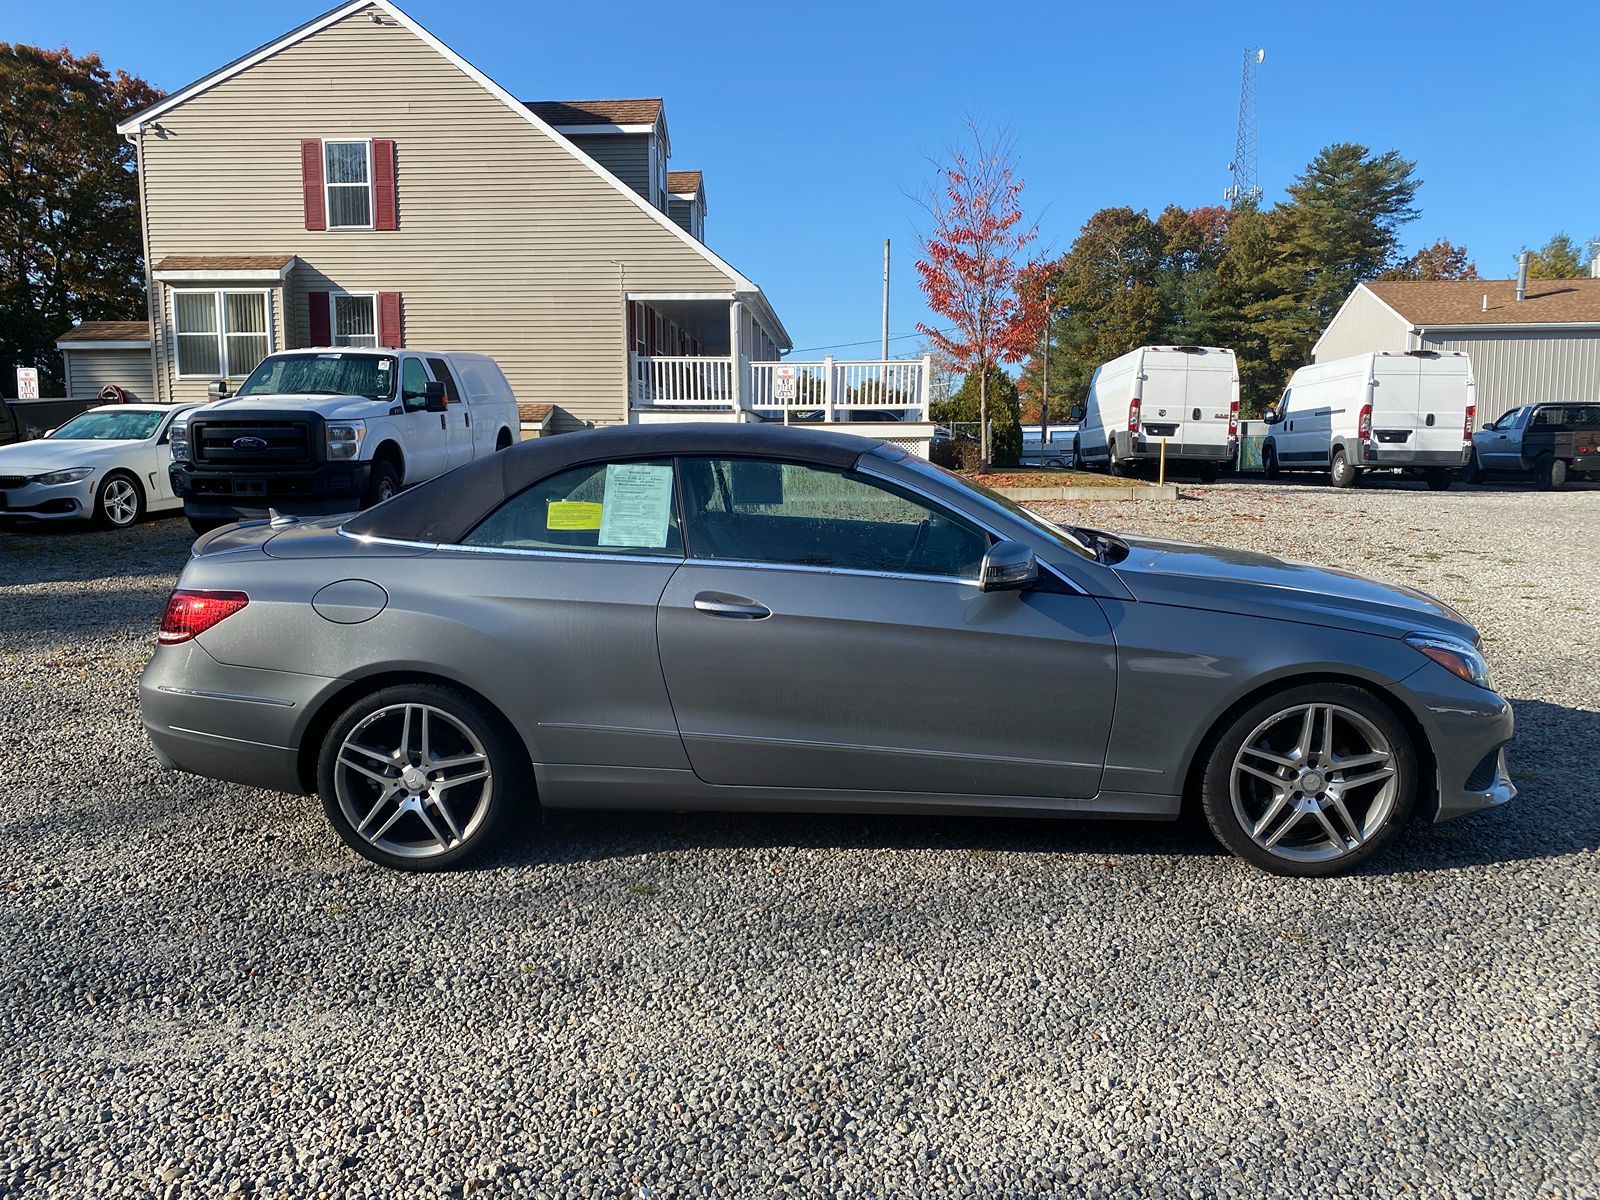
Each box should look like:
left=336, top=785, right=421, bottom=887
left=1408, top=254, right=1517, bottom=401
left=914, top=123, right=1049, bottom=462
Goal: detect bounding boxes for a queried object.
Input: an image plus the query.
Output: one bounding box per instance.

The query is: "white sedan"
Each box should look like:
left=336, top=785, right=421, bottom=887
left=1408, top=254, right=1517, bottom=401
left=0, top=404, right=199, bottom=528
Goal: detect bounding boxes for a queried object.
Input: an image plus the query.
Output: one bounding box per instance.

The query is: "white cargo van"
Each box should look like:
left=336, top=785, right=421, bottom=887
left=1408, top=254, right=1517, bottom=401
left=168, top=347, right=521, bottom=531
left=1073, top=346, right=1239, bottom=481
left=1262, top=351, right=1475, bottom=489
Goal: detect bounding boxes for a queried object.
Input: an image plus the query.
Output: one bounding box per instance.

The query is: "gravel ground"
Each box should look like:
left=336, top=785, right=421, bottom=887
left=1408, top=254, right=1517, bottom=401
left=1, top=479, right=1597, bottom=1199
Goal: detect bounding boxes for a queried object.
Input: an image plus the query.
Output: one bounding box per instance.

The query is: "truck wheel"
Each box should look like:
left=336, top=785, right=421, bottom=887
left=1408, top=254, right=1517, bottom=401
left=496, top=429, right=513, bottom=452
left=1070, top=437, right=1084, bottom=470
left=1108, top=443, right=1129, bottom=477
left=1536, top=455, right=1567, bottom=491
left=1464, top=449, right=1486, bottom=484
left=1262, top=443, right=1280, bottom=479
left=364, top=460, right=401, bottom=508
left=1330, top=448, right=1358, bottom=489
left=1197, top=461, right=1220, bottom=484
left=1425, top=469, right=1455, bottom=491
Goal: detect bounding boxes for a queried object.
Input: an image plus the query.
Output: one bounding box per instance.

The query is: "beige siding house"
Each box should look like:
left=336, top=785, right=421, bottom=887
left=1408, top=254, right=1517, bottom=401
left=1314, top=279, right=1600, bottom=423
left=116, top=0, right=790, bottom=432
left=55, top=322, right=156, bottom=402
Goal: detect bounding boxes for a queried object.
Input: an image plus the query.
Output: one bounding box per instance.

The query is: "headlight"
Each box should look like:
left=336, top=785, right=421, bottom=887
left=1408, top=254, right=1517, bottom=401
left=32, top=468, right=95, bottom=485
left=1404, top=632, right=1494, bottom=690
left=169, top=424, right=190, bottom=462
left=326, top=420, right=367, bottom=461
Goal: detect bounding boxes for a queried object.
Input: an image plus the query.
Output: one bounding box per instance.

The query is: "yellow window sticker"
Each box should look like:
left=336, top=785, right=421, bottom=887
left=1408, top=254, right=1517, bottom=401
left=546, top=500, right=603, bottom=531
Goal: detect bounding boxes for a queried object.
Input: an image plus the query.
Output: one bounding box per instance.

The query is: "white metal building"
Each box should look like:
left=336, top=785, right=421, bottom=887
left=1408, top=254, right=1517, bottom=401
left=1313, top=277, right=1600, bottom=423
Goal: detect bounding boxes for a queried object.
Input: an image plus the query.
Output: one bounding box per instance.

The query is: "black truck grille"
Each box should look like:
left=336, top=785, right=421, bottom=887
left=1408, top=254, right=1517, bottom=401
left=192, top=418, right=314, bottom=467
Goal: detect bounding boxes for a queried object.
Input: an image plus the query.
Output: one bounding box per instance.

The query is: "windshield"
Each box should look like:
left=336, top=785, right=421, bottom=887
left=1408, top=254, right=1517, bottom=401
left=49, top=410, right=165, bottom=441
left=897, top=455, right=1099, bottom=561
left=235, top=353, right=397, bottom=401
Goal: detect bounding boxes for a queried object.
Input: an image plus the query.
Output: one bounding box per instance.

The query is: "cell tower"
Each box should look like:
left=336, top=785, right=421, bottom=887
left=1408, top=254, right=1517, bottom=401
left=1224, top=48, right=1266, bottom=207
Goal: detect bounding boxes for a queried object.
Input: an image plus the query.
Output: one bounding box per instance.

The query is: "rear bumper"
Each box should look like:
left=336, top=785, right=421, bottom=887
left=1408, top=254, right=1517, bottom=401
left=1360, top=444, right=1470, bottom=469
left=172, top=460, right=371, bottom=519
left=140, top=640, right=337, bottom=794
left=1126, top=436, right=1235, bottom=462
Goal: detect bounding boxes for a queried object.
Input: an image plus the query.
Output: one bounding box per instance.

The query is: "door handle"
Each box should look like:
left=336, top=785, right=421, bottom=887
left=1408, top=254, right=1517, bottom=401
left=439, top=414, right=446, bottom=430
left=693, top=592, right=771, bottom=620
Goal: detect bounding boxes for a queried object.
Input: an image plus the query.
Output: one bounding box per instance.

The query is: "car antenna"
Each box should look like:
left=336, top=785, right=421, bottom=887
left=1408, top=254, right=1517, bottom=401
left=268, top=509, right=301, bottom=528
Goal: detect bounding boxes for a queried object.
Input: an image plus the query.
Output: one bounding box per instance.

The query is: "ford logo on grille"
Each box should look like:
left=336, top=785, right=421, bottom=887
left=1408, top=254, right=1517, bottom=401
left=232, top=436, right=269, bottom=451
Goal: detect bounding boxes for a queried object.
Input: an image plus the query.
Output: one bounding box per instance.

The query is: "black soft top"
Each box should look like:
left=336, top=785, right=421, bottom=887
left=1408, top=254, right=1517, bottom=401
left=342, top=421, right=887, bottom=545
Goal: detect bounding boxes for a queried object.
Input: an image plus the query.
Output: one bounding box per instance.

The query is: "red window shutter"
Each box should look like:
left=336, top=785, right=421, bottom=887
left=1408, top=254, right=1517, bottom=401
left=300, top=140, right=326, bottom=231
left=308, top=291, right=330, bottom=346
left=372, top=139, right=398, bottom=230
left=377, top=292, right=404, bottom=348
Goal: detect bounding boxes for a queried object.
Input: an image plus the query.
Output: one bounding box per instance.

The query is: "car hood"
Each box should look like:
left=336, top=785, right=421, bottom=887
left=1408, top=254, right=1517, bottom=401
left=0, top=438, right=136, bottom=473
left=199, top=393, right=394, bottom=422
left=1107, top=536, right=1478, bottom=643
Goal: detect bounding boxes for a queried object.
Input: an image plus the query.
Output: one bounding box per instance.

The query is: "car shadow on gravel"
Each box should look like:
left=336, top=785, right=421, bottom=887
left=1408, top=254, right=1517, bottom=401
left=0, top=583, right=172, bottom=644
left=0, top=517, right=192, bottom=586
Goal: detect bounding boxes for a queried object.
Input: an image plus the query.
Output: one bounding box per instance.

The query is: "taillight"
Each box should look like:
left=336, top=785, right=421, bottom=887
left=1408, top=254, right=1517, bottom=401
left=1128, top=397, right=1142, bottom=434
left=1463, top=405, right=1475, bottom=443
left=1228, top=399, right=1240, bottom=438
left=159, top=589, right=249, bottom=644
left=1358, top=403, right=1373, bottom=441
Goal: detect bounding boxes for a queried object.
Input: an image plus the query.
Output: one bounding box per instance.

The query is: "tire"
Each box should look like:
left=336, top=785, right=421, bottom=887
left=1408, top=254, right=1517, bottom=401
left=317, top=683, right=527, bottom=872
left=1536, top=455, right=1567, bottom=491
left=1045, top=457, right=1066, bottom=469
left=1465, top=449, right=1485, bottom=484
left=94, top=470, right=144, bottom=529
left=1071, top=438, right=1084, bottom=470
left=1199, top=682, right=1417, bottom=877
left=1197, top=461, right=1220, bottom=484
left=1108, top=442, right=1129, bottom=478
left=1262, top=442, right=1280, bottom=480
left=1425, top=469, right=1455, bottom=491
left=1329, top=447, right=1358, bottom=489
left=187, top=515, right=230, bottom=537
left=363, top=459, right=401, bottom=508
left=496, top=429, right=513, bottom=451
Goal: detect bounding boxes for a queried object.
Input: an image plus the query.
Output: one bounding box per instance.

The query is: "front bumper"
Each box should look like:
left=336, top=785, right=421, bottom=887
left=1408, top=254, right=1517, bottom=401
left=172, top=459, right=372, bottom=520
left=0, top=475, right=99, bottom=520
left=140, top=639, right=338, bottom=794
left=1402, top=659, right=1517, bottom=823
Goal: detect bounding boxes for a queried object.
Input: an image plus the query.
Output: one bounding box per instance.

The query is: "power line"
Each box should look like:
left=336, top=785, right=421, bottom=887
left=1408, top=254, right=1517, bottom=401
left=789, top=328, right=950, bottom=355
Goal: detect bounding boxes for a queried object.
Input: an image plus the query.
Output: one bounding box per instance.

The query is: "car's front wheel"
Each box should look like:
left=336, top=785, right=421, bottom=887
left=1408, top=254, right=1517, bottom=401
left=317, top=684, right=525, bottom=871
left=1200, top=683, right=1416, bottom=877
left=94, top=470, right=144, bottom=528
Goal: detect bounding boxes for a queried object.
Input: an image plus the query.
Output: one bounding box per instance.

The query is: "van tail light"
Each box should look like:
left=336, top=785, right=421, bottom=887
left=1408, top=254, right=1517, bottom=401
left=1128, top=397, right=1142, bottom=434
left=159, top=589, right=249, bottom=644
left=1358, top=403, right=1373, bottom=441
left=1228, top=399, right=1240, bottom=438
left=1463, top=404, right=1476, bottom=443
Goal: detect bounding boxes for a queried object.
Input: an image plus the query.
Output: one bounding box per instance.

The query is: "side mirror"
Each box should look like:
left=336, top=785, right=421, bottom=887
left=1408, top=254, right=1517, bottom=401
left=423, top=381, right=448, bottom=413
left=979, top=540, right=1038, bottom=592
left=208, top=380, right=232, bottom=402
left=1262, top=406, right=1281, bottom=425
left=1069, top=405, right=1085, bottom=424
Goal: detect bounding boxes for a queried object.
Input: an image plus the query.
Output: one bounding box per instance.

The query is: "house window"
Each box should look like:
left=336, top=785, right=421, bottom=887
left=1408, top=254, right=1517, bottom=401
left=325, top=140, right=373, bottom=229
left=174, top=290, right=272, bottom=378
left=333, top=294, right=377, bottom=347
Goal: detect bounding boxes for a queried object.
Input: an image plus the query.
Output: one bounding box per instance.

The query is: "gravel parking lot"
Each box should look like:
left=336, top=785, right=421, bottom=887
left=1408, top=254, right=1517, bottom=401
left=2, top=479, right=1597, bottom=1199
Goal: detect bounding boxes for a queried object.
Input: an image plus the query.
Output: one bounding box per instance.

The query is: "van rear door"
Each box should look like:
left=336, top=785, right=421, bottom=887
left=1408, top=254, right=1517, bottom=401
left=1137, top=349, right=1234, bottom=458
left=1413, top=354, right=1470, bottom=461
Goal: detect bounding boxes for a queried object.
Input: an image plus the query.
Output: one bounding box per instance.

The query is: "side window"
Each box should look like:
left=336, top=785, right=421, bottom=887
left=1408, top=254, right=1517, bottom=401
left=400, top=358, right=431, bottom=411
left=425, top=357, right=461, bottom=406
left=462, top=461, right=683, bottom=557
left=1277, top=388, right=1292, bottom=415
left=1532, top=406, right=1563, bottom=428
left=678, top=458, right=988, bottom=579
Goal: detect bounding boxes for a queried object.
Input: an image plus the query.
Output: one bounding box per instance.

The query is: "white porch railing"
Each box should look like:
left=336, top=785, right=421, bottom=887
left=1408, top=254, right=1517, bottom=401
left=748, top=355, right=932, bottom=420
left=631, top=354, right=735, bottom=405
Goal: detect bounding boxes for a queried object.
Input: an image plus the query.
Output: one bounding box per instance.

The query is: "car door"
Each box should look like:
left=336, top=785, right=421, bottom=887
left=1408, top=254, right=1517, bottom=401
left=1480, top=407, right=1524, bottom=469
left=655, top=456, right=1118, bottom=801
left=396, top=356, right=450, bottom=483
left=425, top=356, right=474, bottom=469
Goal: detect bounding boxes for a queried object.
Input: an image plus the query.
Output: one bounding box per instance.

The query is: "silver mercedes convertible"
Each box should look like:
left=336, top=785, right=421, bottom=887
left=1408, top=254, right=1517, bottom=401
left=139, top=423, right=1515, bottom=876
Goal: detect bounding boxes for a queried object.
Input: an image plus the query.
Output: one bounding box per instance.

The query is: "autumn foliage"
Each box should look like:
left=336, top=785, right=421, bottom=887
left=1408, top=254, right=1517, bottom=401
left=914, top=123, right=1048, bottom=462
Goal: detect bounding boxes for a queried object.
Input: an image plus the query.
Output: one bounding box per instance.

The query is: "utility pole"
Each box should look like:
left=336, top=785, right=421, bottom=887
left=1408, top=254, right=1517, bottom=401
left=881, top=238, right=891, bottom=361
left=1040, top=281, right=1055, bottom=445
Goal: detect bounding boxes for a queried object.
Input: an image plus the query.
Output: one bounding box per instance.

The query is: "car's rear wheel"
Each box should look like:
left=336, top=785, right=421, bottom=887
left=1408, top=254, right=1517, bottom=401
left=1425, top=469, right=1455, bottom=491
left=1200, top=683, right=1416, bottom=877
left=1536, top=454, right=1567, bottom=491
left=1197, top=461, right=1220, bottom=484
left=94, top=471, right=144, bottom=528
left=1329, top=447, right=1358, bottom=488
left=1108, top=443, right=1129, bottom=477
left=317, top=684, right=525, bottom=871
left=1465, top=449, right=1486, bottom=484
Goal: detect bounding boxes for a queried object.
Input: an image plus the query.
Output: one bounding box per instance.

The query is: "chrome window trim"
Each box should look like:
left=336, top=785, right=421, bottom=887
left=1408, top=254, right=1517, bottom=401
left=684, top=557, right=977, bottom=587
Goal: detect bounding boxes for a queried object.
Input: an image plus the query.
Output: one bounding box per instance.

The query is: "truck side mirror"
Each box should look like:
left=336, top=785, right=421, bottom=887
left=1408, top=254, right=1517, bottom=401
left=1069, top=405, right=1085, bottom=423
left=423, top=381, right=447, bottom=413
left=1262, top=405, right=1281, bottom=424
left=208, top=380, right=232, bottom=402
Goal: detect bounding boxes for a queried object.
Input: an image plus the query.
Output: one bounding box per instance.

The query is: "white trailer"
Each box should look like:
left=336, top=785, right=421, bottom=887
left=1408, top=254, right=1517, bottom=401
left=1262, top=350, right=1475, bottom=489
left=1073, top=346, right=1239, bottom=481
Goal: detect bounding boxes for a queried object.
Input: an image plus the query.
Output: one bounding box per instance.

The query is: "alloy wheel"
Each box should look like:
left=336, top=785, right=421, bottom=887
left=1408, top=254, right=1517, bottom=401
left=1229, top=702, right=1398, bottom=864
left=101, top=478, right=139, bottom=526
left=332, top=703, right=494, bottom=860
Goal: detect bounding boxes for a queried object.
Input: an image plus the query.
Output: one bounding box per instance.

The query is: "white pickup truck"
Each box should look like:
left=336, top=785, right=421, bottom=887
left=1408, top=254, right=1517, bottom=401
left=169, top=347, right=520, bottom=533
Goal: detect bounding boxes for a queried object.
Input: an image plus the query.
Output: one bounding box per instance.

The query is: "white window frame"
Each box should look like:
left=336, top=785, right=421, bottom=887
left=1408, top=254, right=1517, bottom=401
left=323, top=137, right=375, bottom=231
left=171, top=288, right=276, bottom=380
left=327, top=290, right=380, bottom=348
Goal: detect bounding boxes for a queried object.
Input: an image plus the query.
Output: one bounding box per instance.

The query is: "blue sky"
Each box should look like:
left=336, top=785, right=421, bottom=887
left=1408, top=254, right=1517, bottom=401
left=18, top=0, right=1600, bottom=357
